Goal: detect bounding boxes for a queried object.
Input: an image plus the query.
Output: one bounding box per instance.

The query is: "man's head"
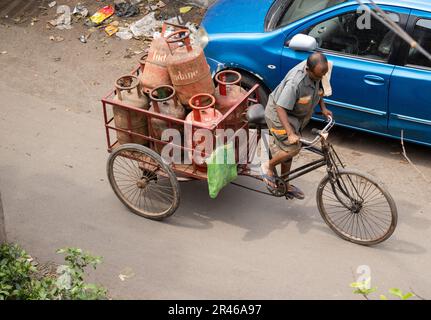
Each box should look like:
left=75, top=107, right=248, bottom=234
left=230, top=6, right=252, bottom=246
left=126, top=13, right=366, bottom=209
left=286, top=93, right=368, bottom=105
left=306, top=52, right=328, bottom=81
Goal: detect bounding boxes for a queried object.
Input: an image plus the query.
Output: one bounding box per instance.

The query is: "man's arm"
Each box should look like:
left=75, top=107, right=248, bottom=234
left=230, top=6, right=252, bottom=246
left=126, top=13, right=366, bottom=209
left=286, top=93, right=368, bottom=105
left=276, top=106, right=299, bottom=144
left=319, top=98, right=333, bottom=119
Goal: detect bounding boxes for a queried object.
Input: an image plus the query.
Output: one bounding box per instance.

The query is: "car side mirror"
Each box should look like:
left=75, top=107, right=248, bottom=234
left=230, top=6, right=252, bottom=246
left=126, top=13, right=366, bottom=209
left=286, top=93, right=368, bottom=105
left=287, top=34, right=318, bottom=52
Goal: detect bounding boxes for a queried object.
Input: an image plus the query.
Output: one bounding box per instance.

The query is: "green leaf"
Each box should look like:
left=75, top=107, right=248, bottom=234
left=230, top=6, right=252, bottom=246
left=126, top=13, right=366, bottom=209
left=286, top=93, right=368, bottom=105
left=402, top=293, right=415, bottom=300
left=389, top=288, right=404, bottom=299
left=367, top=287, right=378, bottom=294
left=380, top=295, right=388, bottom=300
left=350, top=282, right=363, bottom=288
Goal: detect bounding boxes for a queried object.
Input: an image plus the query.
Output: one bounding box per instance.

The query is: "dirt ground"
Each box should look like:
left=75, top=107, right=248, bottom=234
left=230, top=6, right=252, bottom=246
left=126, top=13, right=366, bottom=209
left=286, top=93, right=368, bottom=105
left=0, top=0, right=206, bottom=115
left=1, top=0, right=431, bottom=300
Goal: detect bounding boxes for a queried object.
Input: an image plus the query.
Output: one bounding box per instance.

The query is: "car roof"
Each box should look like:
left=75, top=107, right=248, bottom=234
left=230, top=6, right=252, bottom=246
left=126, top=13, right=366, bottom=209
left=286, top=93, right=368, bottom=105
left=349, top=0, right=431, bottom=11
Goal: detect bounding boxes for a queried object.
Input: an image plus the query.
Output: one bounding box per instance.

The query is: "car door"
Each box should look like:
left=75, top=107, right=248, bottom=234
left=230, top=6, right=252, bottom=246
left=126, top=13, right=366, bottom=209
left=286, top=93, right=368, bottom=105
left=280, top=5, right=410, bottom=134
left=388, top=10, right=431, bottom=146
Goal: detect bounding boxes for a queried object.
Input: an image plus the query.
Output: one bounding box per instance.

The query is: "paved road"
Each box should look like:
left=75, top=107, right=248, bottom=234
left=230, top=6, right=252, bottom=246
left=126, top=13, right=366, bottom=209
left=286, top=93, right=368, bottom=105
left=1, top=20, right=431, bottom=299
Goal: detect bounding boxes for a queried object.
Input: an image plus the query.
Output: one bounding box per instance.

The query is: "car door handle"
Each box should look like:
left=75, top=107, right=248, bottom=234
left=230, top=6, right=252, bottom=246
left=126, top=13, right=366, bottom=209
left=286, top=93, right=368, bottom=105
left=364, top=75, right=385, bottom=86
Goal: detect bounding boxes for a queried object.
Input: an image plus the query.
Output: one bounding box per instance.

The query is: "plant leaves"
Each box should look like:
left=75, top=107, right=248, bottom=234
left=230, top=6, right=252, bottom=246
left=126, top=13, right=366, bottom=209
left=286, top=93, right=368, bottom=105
left=1, top=244, right=107, bottom=300
left=389, top=288, right=404, bottom=299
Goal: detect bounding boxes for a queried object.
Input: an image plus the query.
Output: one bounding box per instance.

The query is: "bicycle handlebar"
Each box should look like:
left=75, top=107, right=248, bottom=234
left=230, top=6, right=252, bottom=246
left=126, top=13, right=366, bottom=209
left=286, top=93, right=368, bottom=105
left=299, top=116, right=335, bottom=146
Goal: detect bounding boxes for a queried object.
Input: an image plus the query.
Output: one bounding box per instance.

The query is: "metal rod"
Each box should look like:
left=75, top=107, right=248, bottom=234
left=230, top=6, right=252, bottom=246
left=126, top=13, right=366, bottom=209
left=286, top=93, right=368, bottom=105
left=305, top=146, right=324, bottom=157
left=215, top=84, right=260, bottom=127
left=102, top=101, right=112, bottom=151
left=230, top=182, right=274, bottom=196
left=284, top=161, right=327, bottom=183
left=285, top=159, right=327, bottom=177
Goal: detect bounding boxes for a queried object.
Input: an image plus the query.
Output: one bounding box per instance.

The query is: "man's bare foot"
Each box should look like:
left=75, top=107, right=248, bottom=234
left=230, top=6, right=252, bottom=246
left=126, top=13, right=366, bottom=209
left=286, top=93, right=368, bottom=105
left=260, top=162, right=277, bottom=188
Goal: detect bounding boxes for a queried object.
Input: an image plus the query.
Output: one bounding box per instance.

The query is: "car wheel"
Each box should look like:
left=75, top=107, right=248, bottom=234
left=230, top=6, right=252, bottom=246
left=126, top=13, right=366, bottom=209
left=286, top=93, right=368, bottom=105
left=237, top=71, right=270, bottom=107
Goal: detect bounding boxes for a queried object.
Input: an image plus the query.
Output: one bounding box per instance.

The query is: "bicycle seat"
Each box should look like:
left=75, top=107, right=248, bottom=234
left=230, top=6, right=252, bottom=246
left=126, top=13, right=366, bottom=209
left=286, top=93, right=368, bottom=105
left=247, top=104, right=266, bottom=126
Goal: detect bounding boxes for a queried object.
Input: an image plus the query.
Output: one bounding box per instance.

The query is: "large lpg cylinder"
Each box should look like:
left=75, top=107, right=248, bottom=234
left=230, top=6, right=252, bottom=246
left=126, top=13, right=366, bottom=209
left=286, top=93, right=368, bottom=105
left=138, top=34, right=172, bottom=93
left=149, top=85, right=186, bottom=154
left=185, top=94, right=223, bottom=172
left=112, top=75, right=150, bottom=146
left=166, top=30, right=215, bottom=106
left=214, top=70, right=247, bottom=129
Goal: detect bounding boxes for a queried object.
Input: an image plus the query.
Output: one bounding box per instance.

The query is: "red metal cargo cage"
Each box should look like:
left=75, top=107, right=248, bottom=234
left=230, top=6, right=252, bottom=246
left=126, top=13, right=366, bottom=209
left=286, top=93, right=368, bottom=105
left=101, top=65, right=261, bottom=181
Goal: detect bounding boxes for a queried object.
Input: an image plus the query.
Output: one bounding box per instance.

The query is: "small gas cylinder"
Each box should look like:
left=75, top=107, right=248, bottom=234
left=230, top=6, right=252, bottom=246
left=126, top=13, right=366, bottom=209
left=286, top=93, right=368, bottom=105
left=113, top=75, right=150, bottom=146
left=166, top=30, right=215, bottom=106
left=149, top=85, right=186, bottom=154
left=214, top=70, right=247, bottom=129
left=185, top=94, right=223, bottom=172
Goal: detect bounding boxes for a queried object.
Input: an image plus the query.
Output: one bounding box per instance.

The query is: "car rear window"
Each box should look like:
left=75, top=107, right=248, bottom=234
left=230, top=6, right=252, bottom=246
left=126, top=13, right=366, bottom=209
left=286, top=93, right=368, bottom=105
left=278, top=0, right=347, bottom=28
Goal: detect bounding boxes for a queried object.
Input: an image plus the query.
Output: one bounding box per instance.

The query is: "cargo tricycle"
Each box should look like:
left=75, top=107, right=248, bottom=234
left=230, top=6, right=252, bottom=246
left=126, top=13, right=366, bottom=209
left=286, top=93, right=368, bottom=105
left=101, top=65, right=397, bottom=246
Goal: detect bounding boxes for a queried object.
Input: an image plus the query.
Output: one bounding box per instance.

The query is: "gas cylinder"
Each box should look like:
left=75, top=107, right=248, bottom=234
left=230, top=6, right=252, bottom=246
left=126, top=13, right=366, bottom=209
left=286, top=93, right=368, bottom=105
left=166, top=30, right=215, bottom=106
left=214, top=70, right=247, bottom=130
left=185, top=94, right=223, bottom=172
left=139, top=25, right=173, bottom=93
left=112, top=75, right=150, bottom=146
left=149, top=85, right=186, bottom=154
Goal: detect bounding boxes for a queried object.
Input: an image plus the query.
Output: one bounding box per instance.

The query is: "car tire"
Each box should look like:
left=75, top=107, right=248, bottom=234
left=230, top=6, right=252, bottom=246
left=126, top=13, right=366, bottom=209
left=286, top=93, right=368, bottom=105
left=237, top=71, right=270, bottom=107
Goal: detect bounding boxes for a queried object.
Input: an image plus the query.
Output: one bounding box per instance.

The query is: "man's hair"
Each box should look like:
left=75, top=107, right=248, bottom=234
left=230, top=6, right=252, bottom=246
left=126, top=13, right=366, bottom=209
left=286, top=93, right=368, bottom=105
left=307, top=52, right=328, bottom=71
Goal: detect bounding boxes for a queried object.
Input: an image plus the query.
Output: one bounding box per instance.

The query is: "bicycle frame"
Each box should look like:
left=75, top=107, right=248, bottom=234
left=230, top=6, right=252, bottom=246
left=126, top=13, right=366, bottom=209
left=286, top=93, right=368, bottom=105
left=279, top=138, right=337, bottom=184
left=282, top=137, right=365, bottom=211
left=236, top=120, right=343, bottom=195
left=272, top=127, right=363, bottom=209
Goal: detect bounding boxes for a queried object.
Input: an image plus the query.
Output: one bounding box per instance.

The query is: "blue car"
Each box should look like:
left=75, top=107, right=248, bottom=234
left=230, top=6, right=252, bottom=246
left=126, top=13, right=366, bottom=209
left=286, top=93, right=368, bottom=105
left=201, top=0, right=431, bottom=146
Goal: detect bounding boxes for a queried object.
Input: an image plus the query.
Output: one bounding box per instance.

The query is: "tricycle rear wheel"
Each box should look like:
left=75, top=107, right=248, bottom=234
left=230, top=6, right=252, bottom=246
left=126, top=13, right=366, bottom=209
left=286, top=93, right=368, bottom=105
left=107, top=144, right=180, bottom=220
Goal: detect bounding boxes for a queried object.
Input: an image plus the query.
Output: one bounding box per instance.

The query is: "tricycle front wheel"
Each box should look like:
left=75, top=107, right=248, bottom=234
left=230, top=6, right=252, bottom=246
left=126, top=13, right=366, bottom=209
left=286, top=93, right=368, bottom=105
left=317, top=168, right=397, bottom=246
left=107, top=144, right=180, bottom=220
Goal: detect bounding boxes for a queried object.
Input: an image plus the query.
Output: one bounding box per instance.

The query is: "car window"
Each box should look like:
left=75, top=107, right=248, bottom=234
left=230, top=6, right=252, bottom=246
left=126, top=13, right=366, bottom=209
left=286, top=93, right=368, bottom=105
left=406, top=19, right=431, bottom=68
left=278, top=0, right=347, bottom=28
left=303, top=11, right=400, bottom=62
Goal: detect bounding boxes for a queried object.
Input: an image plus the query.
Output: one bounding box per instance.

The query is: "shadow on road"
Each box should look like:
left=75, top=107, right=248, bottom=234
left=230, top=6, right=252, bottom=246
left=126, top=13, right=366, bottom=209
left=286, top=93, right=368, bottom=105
left=168, top=179, right=426, bottom=255
left=372, top=238, right=427, bottom=255
left=170, top=177, right=347, bottom=242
